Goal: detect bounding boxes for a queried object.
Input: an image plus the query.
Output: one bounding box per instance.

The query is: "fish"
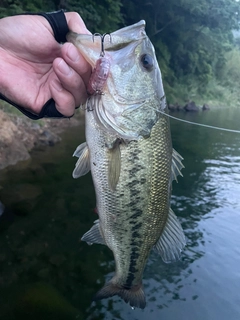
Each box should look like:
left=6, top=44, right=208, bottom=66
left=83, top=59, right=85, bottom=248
left=67, top=20, right=186, bottom=309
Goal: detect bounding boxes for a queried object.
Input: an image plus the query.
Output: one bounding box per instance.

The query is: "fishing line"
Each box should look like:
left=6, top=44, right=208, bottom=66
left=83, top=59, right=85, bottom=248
left=158, top=110, right=240, bottom=134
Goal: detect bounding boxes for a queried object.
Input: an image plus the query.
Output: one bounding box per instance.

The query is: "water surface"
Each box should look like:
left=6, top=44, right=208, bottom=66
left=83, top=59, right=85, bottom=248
left=0, top=108, right=240, bottom=320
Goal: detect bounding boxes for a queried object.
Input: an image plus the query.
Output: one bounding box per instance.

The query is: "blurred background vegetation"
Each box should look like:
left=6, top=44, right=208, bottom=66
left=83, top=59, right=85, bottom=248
left=0, top=0, right=239, bottom=106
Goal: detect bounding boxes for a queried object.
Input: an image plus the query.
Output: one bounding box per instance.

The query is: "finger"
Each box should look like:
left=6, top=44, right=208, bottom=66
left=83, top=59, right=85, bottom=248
left=50, top=79, right=76, bottom=117
left=61, top=42, right=92, bottom=88
left=53, top=57, right=88, bottom=107
left=65, top=12, right=91, bottom=34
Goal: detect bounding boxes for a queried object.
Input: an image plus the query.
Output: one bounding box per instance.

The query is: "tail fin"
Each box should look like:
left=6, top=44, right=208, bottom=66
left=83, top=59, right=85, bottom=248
left=93, top=281, right=146, bottom=309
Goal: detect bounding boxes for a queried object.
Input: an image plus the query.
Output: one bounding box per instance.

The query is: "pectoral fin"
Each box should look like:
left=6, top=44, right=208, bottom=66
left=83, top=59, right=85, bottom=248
left=153, top=208, right=186, bottom=263
left=108, top=139, right=121, bottom=191
left=72, top=142, right=90, bottom=178
left=171, top=148, right=184, bottom=182
left=81, top=220, right=106, bottom=245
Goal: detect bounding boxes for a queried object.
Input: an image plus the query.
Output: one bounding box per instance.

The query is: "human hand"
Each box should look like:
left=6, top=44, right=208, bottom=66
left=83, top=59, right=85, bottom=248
left=0, top=12, right=91, bottom=118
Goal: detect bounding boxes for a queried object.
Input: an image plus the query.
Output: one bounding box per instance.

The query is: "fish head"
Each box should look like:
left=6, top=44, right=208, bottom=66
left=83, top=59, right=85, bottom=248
left=67, top=21, right=167, bottom=140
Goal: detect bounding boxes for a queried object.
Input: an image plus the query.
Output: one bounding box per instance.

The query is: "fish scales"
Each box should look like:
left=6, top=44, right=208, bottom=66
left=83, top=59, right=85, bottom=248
left=87, top=111, right=171, bottom=281
left=68, top=20, right=186, bottom=309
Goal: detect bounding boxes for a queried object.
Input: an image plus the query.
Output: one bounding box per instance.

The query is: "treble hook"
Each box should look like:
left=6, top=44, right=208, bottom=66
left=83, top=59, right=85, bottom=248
left=101, top=33, right=112, bottom=56
left=92, top=33, right=112, bottom=57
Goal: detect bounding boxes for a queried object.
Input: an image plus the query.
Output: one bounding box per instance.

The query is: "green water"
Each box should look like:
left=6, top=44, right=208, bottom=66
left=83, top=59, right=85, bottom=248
left=0, top=108, right=240, bottom=320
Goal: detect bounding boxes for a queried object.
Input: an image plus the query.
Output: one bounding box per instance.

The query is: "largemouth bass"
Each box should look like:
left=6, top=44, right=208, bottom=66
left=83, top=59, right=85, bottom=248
left=67, top=20, right=186, bottom=309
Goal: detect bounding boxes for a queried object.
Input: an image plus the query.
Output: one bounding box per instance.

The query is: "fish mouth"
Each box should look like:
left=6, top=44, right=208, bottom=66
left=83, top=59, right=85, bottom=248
left=66, top=20, right=147, bottom=67
left=103, top=20, right=146, bottom=51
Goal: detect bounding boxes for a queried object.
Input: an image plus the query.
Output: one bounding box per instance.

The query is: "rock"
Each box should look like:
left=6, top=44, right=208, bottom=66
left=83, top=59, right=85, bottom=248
left=168, top=104, right=176, bottom=111
left=176, top=103, right=184, bottom=111
left=184, top=101, right=199, bottom=112
left=202, top=103, right=210, bottom=110
left=0, top=108, right=81, bottom=170
left=0, top=111, right=30, bottom=170
left=168, top=103, right=183, bottom=111
left=38, top=130, right=60, bottom=147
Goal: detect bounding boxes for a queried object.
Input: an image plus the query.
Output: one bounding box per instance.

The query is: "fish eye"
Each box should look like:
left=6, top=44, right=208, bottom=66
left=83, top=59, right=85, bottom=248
left=141, top=54, right=154, bottom=71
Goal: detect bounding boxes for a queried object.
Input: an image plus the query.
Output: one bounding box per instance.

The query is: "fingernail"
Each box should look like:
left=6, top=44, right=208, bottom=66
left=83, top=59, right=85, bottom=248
left=67, top=45, right=80, bottom=62
left=58, top=59, right=72, bottom=75
left=52, top=79, right=63, bottom=92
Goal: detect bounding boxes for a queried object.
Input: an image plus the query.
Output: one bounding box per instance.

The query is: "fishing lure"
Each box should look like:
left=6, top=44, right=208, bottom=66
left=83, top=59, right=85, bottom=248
left=87, top=33, right=112, bottom=95
left=87, top=56, right=111, bottom=95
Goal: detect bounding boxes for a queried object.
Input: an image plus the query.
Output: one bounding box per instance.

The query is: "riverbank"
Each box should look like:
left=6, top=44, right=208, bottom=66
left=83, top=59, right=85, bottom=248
left=165, top=75, right=240, bottom=109
left=0, top=100, right=208, bottom=170
left=0, top=108, right=82, bottom=170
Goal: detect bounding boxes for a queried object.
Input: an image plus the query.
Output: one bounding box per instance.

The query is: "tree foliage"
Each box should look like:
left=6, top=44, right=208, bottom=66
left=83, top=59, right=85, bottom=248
left=0, top=0, right=55, bottom=17
left=0, top=0, right=239, bottom=100
left=0, top=0, right=123, bottom=33
left=63, top=0, right=123, bottom=33
left=122, top=0, right=240, bottom=87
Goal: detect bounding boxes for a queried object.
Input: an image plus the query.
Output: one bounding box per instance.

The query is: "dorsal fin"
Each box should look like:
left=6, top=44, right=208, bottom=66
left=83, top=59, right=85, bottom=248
left=171, top=148, right=184, bottom=182
left=72, top=142, right=90, bottom=178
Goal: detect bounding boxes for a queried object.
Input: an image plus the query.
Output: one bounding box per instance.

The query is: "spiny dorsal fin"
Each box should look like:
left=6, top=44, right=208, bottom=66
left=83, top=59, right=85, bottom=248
left=72, top=142, right=90, bottom=179
left=81, top=220, right=105, bottom=245
left=108, top=139, right=121, bottom=191
left=153, top=208, right=186, bottom=263
left=171, top=148, right=184, bottom=182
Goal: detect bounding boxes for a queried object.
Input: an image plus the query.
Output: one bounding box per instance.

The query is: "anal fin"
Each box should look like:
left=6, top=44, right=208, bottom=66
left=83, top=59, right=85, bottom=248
left=81, top=220, right=105, bottom=245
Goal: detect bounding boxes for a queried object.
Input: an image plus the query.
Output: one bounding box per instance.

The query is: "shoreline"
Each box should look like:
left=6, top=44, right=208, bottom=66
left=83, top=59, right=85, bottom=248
left=0, top=109, right=83, bottom=171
